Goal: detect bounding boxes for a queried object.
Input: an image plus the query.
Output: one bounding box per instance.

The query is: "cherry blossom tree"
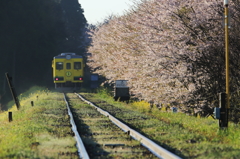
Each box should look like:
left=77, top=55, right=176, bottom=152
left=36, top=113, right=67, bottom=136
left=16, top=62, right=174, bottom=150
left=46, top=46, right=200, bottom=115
left=87, top=0, right=240, bottom=117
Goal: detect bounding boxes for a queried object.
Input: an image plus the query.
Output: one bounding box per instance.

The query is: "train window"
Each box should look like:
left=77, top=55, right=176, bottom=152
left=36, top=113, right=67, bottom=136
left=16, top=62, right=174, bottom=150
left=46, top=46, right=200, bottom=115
left=56, top=62, right=63, bottom=70
left=66, top=63, right=71, bottom=69
left=74, top=62, right=81, bottom=70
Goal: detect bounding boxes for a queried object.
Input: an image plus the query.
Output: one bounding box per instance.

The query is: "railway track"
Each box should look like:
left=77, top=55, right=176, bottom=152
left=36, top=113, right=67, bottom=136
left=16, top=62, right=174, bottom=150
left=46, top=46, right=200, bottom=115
left=63, top=93, right=182, bottom=159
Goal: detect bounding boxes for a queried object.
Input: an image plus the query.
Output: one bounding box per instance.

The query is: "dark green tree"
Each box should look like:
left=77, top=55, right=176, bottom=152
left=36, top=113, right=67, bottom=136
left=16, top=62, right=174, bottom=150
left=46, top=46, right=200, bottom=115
left=61, top=0, right=87, bottom=53
left=0, top=0, right=88, bottom=109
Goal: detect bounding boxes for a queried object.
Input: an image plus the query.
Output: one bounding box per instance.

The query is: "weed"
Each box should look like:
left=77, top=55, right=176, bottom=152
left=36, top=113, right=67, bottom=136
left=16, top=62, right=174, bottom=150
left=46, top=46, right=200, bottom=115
left=0, top=89, right=77, bottom=158
left=85, top=92, right=240, bottom=158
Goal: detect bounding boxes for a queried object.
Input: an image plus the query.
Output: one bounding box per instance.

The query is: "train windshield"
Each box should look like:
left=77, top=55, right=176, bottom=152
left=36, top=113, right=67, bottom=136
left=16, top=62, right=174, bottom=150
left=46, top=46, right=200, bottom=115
left=74, top=62, right=81, bottom=70
left=66, top=63, right=71, bottom=69
left=56, top=62, right=63, bottom=70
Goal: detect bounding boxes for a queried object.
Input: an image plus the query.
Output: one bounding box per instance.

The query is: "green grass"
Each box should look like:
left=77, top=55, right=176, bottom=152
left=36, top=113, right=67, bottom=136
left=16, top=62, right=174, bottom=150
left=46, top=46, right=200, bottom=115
left=66, top=93, right=157, bottom=159
left=84, top=88, right=240, bottom=158
left=1, top=86, right=240, bottom=158
left=0, top=88, right=78, bottom=158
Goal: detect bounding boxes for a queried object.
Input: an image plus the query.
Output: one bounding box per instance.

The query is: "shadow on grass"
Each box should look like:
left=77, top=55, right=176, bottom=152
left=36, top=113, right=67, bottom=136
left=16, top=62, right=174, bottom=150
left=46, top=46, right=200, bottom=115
left=80, top=95, right=187, bottom=159
left=69, top=107, right=110, bottom=158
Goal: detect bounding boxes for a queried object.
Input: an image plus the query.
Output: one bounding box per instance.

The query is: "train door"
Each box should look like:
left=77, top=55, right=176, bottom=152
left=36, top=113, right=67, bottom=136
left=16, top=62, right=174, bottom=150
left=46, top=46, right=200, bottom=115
left=65, top=61, right=72, bottom=82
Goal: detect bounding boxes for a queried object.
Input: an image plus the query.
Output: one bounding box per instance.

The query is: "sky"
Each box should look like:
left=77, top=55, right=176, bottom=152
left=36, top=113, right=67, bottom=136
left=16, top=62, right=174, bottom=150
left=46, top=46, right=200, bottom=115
left=78, top=0, right=139, bottom=24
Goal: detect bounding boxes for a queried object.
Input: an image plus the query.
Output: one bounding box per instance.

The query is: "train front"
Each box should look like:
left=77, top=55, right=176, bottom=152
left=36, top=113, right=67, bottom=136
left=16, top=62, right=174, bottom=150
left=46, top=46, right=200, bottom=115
left=52, top=53, right=84, bottom=91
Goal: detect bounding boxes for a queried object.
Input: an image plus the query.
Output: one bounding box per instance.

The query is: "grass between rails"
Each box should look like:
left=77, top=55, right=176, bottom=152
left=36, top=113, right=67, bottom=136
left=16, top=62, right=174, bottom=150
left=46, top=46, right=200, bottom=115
left=66, top=93, right=158, bottom=159
left=83, top=89, right=240, bottom=159
left=0, top=88, right=78, bottom=158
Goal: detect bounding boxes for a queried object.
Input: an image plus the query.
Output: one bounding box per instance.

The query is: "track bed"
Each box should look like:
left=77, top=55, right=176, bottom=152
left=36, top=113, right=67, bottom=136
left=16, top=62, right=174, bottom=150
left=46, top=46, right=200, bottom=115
left=66, top=93, right=159, bottom=159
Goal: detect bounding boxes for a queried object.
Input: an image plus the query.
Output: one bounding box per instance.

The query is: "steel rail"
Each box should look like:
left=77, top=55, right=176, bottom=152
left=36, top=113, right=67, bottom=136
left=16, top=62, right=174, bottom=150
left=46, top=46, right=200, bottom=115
left=75, top=93, right=182, bottom=159
left=63, top=93, right=90, bottom=159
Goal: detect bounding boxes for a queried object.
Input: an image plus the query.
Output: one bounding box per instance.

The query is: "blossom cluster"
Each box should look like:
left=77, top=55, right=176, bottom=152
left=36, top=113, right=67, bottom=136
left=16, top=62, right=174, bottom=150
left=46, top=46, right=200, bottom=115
left=87, top=0, right=240, bottom=116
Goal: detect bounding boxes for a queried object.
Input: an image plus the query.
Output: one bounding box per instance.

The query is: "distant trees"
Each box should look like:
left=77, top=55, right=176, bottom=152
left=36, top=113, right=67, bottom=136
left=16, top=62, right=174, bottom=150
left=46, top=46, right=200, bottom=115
left=0, top=0, right=88, bottom=109
left=60, top=0, right=87, bottom=53
left=87, top=0, right=240, bottom=117
left=0, top=0, right=65, bottom=86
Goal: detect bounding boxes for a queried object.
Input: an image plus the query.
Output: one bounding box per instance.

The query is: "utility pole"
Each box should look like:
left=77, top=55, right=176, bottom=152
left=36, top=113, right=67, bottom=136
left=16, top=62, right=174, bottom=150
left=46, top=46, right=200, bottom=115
left=213, top=0, right=230, bottom=128
left=224, top=0, right=229, bottom=128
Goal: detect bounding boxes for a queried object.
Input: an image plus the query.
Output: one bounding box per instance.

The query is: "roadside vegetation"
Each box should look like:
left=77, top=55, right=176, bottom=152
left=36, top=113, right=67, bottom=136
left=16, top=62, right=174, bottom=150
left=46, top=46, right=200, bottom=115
left=0, top=88, right=78, bottom=158
left=1, top=87, right=240, bottom=158
left=81, top=89, right=240, bottom=158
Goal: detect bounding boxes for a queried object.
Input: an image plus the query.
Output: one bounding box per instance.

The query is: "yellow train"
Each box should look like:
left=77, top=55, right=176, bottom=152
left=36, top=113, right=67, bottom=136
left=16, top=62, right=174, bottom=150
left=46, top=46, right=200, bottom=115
left=52, top=53, right=84, bottom=91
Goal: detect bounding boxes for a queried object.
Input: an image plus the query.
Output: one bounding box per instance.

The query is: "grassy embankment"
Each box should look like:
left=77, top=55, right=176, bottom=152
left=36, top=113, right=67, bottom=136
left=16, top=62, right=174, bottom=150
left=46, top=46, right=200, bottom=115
left=0, top=87, right=78, bottom=158
left=85, top=88, right=240, bottom=158
left=1, top=87, right=240, bottom=158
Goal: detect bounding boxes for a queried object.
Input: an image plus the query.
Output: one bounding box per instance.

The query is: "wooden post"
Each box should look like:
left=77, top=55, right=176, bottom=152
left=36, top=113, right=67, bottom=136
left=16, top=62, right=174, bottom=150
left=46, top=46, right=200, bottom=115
left=9, top=112, right=12, bottom=122
left=5, top=73, right=20, bottom=110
